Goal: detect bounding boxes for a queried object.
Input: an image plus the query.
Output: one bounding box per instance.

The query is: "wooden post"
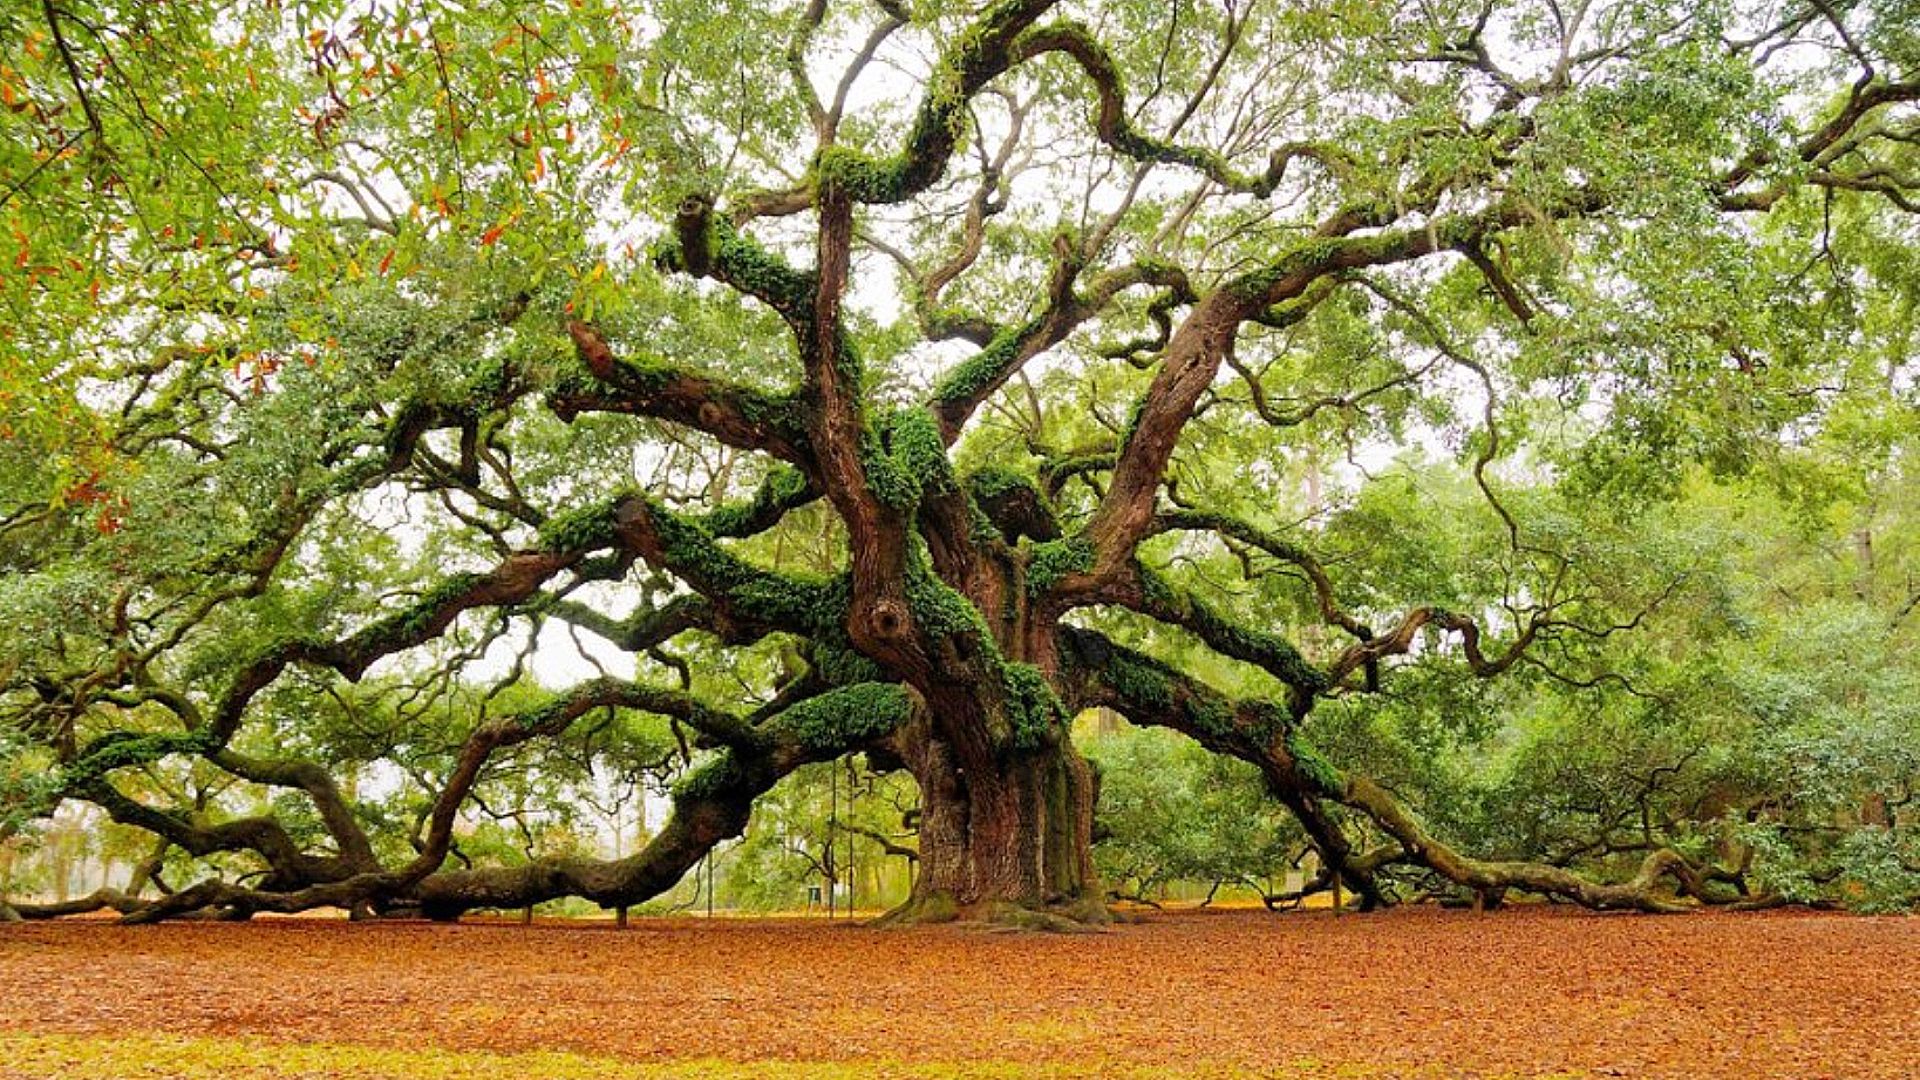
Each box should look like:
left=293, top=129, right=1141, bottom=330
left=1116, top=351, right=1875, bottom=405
left=827, top=761, right=838, bottom=919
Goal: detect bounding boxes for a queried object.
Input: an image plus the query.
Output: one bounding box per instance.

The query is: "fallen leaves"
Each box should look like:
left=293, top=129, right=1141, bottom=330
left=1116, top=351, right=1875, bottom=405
left=0, top=907, right=1914, bottom=1079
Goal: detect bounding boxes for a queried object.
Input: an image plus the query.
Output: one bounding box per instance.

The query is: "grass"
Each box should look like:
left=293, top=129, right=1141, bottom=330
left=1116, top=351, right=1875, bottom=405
left=0, top=1032, right=1595, bottom=1080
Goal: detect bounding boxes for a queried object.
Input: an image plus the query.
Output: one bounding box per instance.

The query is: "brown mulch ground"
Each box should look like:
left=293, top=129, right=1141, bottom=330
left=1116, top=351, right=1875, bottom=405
left=1, top=905, right=1916, bottom=1078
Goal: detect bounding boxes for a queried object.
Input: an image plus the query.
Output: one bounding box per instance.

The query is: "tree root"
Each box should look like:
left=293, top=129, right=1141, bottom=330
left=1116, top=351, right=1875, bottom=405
left=872, top=890, right=1113, bottom=932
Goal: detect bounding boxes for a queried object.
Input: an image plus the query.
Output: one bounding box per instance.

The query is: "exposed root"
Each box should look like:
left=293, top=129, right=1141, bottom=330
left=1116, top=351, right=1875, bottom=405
left=873, top=890, right=1113, bottom=932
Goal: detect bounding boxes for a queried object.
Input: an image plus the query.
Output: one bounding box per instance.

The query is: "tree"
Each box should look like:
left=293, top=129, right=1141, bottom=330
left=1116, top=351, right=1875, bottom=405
left=0, top=0, right=1914, bottom=926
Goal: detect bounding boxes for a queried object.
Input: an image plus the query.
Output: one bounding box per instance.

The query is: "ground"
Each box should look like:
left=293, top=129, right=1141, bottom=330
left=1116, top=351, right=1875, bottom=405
left=1, top=907, right=1915, bottom=1079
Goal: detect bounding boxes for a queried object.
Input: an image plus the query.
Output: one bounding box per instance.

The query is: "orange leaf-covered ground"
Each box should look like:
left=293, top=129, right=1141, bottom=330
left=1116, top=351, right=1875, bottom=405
left=1, top=906, right=1915, bottom=1079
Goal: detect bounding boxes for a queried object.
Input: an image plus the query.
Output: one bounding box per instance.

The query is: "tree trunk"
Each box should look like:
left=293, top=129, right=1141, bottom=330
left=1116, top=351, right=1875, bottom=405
left=884, top=727, right=1106, bottom=928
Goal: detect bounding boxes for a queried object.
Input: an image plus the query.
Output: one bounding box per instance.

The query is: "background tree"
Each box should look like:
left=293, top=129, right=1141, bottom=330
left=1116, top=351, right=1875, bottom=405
left=0, top=0, right=1915, bottom=925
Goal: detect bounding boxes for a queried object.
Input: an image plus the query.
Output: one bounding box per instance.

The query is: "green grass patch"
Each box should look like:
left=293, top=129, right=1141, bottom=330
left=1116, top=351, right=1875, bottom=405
left=0, top=1031, right=1600, bottom=1080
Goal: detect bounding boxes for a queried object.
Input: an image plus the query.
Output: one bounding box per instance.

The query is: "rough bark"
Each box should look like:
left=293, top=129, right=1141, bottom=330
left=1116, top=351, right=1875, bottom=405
left=885, top=724, right=1105, bottom=927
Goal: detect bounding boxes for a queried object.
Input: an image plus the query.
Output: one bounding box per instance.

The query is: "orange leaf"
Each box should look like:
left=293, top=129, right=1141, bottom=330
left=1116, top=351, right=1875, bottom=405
left=480, top=224, right=506, bottom=247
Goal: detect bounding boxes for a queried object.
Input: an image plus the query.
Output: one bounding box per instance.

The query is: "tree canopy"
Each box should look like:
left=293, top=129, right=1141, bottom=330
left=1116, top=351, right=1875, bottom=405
left=1, top=0, right=1915, bottom=924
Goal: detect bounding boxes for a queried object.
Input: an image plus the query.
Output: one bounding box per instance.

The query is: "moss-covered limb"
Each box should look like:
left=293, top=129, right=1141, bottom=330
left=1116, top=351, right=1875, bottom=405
left=1024, top=537, right=1094, bottom=598
left=867, top=99, right=1024, bottom=346
left=99, top=682, right=921, bottom=924
left=196, top=534, right=607, bottom=749
left=700, top=466, right=819, bottom=538
left=544, top=593, right=763, bottom=657
left=1054, top=626, right=1275, bottom=757
left=1333, top=774, right=1701, bottom=913
left=808, top=0, right=1058, bottom=205
left=927, top=260, right=1194, bottom=442
left=1051, top=625, right=1378, bottom=907
left=964, top=467, right=1060, bottom=543
left=493, top=675, right=766, bottom=752
left=928, top=312, right=1073, bottom=441
left=549, top=321, right=811, bottom=463
left=392, top=675, right=769, bottom=908
left=1010, top=22, right=1350, bottom=199
left=1096, top=284, right=1187, bottom=365
left=1055, top=624, right=1721, bottom=914
left=1226, top=188, right=1605, bottom=315
left=1118, top=562, right=1329, bottom=694
left=604, top=494, right=843, bottom=635
left=761, top=681, right=917, bottom=757
left=1037, top=449, right=1117, bottom=498
left=302, top=547, right=588, bottom=685
left=860, top=408, right=954, bottom=512
left=406, top=676, right=914, bottom=917
left=58, top=729, right=220, bottom=791
left=654, top=195, right=819, bottom=330
left=1153, top=509, right=1374, bottom=644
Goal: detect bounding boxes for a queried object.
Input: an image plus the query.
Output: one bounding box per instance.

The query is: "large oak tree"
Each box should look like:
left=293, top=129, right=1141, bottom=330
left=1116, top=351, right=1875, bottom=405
left=1, top=0, right=1915, bottom=924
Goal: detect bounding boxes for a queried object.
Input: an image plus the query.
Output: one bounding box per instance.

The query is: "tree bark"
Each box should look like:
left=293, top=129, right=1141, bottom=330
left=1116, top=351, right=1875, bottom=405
left=883, top=726, right=1105, bottom=928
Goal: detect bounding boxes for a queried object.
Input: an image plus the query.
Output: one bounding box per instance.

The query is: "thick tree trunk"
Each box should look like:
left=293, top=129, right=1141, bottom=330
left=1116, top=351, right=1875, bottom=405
left=885, top=728, right=1106, bottom=928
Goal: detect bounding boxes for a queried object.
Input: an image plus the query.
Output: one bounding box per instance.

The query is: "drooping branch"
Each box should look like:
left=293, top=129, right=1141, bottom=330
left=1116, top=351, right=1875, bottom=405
left=1116, top=562, right=1329, bottom=698
left=1052, top=625, right=1380, bottom=908
left=1055, top=625, right=1715, bottom=914
left=1150, top=509, right=1373, bottom=644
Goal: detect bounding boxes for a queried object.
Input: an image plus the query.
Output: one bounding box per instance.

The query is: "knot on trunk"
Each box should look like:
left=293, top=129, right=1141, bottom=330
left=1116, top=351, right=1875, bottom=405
left=866, top=599, right=910, bottom=641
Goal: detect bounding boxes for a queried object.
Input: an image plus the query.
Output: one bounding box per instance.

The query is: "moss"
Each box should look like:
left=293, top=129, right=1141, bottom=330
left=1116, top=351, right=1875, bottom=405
left=770, top=683, right=915, bottom=753
left=538, top=497, right=624, bottom=552
left=1000, top=661, right=1064, bottom=752
left=60, top=730, right=218, bottom=790
left=1037, top=452, right=1115, bottom=490
left=813, top=146, right=913, bottom=204
left=1133, top=564, right=1328, bottom=692
left=964, top=466, right=1031, bottom=503
left=861, top=408, right=951, bottom=512
left=1179, top=695, right=1236, bottom=741
left=1285, top=732, right=1344, bottom=796
left=614, top=494, right=849, bottom=636
left=807, top=639, right=883, bottom=685
left=670, top=751, right=742, bottom=802
left=702, top=467, right=811, bottom=537
left=377, top=571, right=490, bottom=646
left=1102, top=648, right=1177, bottom=713
left=929, top=318, right=1040, bottom=408
left=892, top=537, right=978, bottom=640
left=963, top=467, right=1060, bottom=543
left=1025, top=538, right=1094, bottom=597
left=658, top=212, right=816, bottom=324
